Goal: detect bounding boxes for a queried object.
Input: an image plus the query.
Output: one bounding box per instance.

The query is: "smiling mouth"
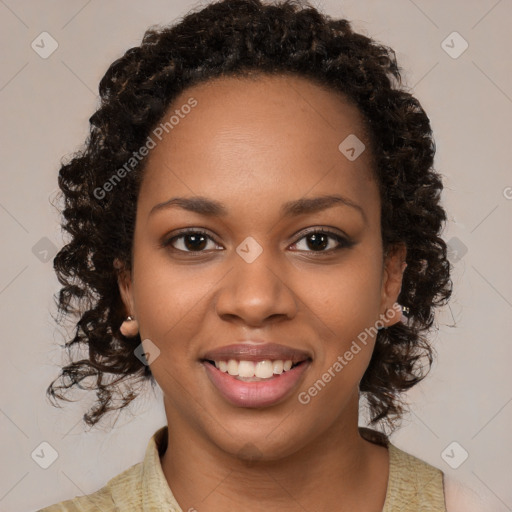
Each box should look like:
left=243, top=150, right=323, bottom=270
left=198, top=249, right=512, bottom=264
left=203, top=358, right=309, bottom=381
left=202, top=356, right=312, bottom=408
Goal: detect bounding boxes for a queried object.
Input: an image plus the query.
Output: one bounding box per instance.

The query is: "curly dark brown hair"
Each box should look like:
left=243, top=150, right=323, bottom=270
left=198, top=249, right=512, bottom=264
left=47, top=0, right=452, bottom=431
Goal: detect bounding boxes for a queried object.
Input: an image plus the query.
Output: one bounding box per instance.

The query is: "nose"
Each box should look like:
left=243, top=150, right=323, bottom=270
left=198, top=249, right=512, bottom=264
left=214, top=247, right=298, bottom=327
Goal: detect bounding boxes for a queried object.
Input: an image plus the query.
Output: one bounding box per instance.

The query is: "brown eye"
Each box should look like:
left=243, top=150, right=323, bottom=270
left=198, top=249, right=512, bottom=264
left=181, top=233, right=208, bottom=251
left=291, top=229, right=354, bottom=253
left=305, top=232, right=329, bottom=251
left=163, top=230, right=221, bottom=253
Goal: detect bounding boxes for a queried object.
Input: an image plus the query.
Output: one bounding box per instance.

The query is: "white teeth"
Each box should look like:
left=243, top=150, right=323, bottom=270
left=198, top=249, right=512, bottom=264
left=255, top=360, right=274, bottom=379
left=212, top=359, right=296, bottom=378
left=238, top=360, right=255, bottom=377
left=273, top=360, right=284, bottom=374
left=227, top=359, right=238, bottom=375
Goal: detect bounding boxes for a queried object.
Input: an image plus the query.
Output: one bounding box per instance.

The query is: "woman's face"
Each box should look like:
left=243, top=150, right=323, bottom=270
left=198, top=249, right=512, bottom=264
left=119, top=74, right=405, bottom=460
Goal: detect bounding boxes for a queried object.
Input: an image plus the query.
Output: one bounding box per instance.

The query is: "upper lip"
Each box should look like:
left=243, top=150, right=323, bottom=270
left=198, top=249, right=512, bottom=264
left=202, top=342, right=312, bottom=363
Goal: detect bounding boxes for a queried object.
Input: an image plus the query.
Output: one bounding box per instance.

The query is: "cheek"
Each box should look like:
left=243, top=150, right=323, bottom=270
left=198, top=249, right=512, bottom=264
left=132, top=258, right=212, bottom=406
left=297, top=305, right=378, bottom=424
left=131, top=245, right=214, bottom=356
left=298, top=250, right=383, bottom=395
left=305, top=252, right=384, bottom=338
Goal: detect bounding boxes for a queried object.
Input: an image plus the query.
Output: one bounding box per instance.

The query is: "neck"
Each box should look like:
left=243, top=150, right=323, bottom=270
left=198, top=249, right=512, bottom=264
left=160, top=396, right=389, bottom=512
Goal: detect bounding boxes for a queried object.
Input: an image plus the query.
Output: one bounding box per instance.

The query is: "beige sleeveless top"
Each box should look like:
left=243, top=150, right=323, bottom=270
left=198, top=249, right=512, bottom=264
left=360, top=427, right=447, bottom=511
left=38, top=425, right=447, bottom=511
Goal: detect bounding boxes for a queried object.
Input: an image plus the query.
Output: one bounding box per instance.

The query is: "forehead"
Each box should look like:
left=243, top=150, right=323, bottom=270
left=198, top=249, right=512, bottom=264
left=138, top=73, right=378, bottom=220
left=158, top=72, right=371, bottom=157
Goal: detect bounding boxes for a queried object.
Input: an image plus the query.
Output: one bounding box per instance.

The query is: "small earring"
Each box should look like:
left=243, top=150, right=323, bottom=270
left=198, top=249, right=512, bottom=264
left=379, top=303, right=409, bottom=330
left=400, top=305, right=410, bottom=325
left=120, top=315, right=138, bottom=337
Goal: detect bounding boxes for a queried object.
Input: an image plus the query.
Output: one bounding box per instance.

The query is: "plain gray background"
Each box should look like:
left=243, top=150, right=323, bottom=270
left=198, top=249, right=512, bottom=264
left=1, top=1, right=511, bottom=511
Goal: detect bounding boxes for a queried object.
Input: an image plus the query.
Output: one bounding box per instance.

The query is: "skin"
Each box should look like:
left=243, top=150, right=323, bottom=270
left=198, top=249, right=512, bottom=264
left=118, top=73, right=406, bottom=512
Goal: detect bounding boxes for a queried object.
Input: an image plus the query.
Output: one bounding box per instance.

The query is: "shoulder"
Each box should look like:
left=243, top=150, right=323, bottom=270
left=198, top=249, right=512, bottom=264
left=385, top=444, right=502, bottom=512
left=388, top=442, right=443, bottom=477
left=36, top=461, right=144, bottom=512
left=384, top=443, right=447, bottom=511
left=359, top=428, right=447, bottom=511
left=444, top=473, right=507, bottom=512
left=36, top=425, right=173, bottom=512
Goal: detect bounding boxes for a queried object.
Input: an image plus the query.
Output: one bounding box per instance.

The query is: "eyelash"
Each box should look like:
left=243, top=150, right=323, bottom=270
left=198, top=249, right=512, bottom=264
left=161, top=227, right=354, bottom=256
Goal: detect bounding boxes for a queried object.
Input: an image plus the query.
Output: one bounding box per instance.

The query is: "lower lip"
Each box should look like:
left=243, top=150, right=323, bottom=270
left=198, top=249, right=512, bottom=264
left=203, top=361, right=310, bottom=408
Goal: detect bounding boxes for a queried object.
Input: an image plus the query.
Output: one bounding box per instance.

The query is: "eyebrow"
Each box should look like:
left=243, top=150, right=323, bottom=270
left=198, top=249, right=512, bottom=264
left=149, top=194, right=366, bottom=223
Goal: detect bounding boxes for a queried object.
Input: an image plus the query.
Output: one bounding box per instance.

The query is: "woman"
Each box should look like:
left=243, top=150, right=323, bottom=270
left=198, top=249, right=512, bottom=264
left=39, top=0, right=472, bottom=510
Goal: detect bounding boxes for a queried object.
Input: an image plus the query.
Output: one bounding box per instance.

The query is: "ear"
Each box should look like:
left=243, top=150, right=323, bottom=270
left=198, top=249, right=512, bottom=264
left=114, top=258, right=138, bottom=337
left=379, top=242, right=407, bottom=328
